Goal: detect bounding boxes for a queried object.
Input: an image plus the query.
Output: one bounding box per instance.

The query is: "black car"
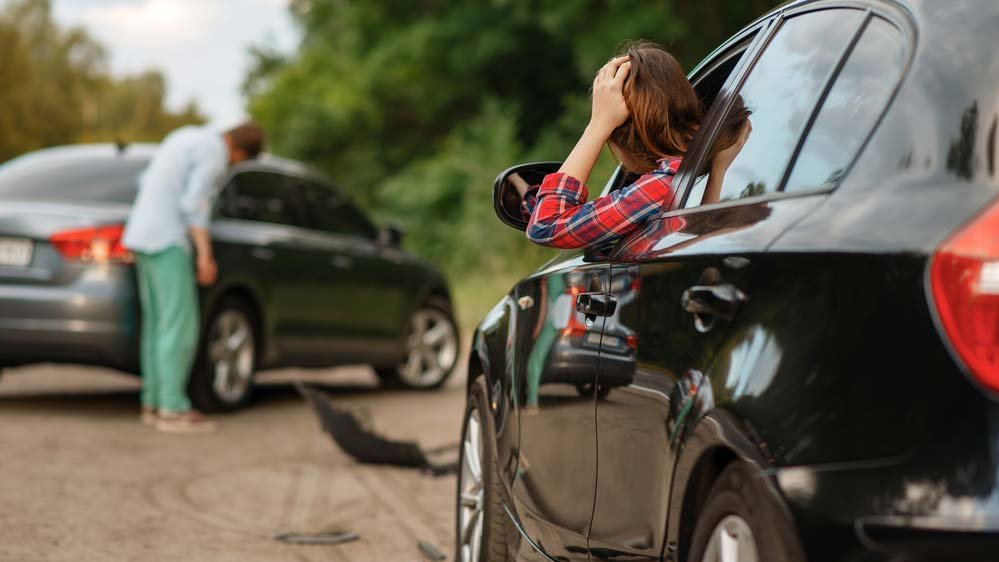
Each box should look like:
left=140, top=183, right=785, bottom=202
left=457, top=1, right=999, bottom=560
left=0, top=144, right=459, bottom=411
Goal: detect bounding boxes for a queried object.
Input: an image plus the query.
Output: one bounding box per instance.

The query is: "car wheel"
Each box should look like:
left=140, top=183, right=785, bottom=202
left=189, top=297, right=258, bottom=413
left=688, top=461, right=806, bottom=562
left=456, top=377, right=507, bottom=562
left=378, top=296, right=458, bottom=390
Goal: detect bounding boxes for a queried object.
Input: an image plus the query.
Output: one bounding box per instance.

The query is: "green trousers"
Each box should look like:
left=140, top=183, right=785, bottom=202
left=134, top=246, right=199, bottom=412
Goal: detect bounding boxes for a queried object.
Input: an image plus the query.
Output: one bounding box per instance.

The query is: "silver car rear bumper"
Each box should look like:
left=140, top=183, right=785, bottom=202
left=0, top=264, right=139, bottom=372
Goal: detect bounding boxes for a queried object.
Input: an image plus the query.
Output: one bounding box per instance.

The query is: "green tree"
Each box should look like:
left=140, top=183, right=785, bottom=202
left=0, top=0, right=204, bottom=163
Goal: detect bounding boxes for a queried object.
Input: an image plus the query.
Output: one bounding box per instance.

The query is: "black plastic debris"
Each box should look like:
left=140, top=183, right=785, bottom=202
left=274, top=531, right=359, bottom=545
left=418, top=540, right=446, bottom=561
left=296, top=382, right=458, bottom=476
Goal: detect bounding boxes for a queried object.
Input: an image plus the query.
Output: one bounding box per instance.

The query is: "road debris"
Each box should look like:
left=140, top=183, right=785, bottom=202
left=273, top=531, right=359, bottom=545
left=418, top=540, right=446, bottom=561
left=297, top=382, right=458, bottom=476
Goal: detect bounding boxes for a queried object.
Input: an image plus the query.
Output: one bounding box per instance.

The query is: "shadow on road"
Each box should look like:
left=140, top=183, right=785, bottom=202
left=0, top=365, right=389, bottom=418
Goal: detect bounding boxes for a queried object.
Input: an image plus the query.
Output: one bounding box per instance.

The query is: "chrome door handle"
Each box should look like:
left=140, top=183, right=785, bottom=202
left=575, top=292, right=617, bottom=318
left=681, top=284, right=747, bottom=332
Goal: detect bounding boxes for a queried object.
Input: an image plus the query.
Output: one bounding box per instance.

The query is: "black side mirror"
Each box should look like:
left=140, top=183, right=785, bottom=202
left=378, top=224, right=405, bottom=248
left=493, top=162, right=562, bottom=231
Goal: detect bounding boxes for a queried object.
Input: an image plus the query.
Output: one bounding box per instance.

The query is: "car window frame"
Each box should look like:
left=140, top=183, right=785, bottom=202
left=661, top=0, right=915, bottom=219
left=217, top=167, right=311, bottom=230
left=297, top=177, right=379, bottom=240
left=216, top=163, right=378, bottom=239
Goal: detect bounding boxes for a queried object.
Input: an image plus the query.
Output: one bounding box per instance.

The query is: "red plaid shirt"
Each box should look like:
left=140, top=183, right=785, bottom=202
left=523, top=157, right=681, bottom=249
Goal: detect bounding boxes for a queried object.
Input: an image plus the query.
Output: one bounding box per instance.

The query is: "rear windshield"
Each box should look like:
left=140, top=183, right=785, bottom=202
left=0, top=153, right=148, bottom=204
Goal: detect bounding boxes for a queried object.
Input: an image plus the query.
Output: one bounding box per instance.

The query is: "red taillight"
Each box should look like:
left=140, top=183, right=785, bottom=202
left=49, top=225, right=131, bottom=263
left=930, top=198, right=999, bottom=393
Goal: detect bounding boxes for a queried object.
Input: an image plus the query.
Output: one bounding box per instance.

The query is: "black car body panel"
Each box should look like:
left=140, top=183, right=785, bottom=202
left=469, top=0, right=999, bottom=560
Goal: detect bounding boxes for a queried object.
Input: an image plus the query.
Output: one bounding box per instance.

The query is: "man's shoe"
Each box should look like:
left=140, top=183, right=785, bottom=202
left=155, top=410, right=218, bottom=433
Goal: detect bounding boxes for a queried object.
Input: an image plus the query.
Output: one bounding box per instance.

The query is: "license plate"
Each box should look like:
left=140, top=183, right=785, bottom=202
left=0, top=238, right=33, bottom=267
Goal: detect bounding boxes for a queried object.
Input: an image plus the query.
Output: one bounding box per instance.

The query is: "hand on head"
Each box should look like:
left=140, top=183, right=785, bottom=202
left=713, top=118, right=753, bottom=172
left=590, top=56, right=633, bottom=134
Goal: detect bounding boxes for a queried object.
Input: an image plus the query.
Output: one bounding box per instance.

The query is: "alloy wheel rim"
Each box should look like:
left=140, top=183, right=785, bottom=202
left=458, top=408, right=485, bottom=562
left=208, top=309, right=255, bottom=404
left=701, top=514, right=759, bottom=562
left=399, top=308, right=457, bottom=387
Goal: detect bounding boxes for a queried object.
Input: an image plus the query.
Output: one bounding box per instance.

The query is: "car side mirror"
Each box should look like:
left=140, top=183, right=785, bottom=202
left=493, top=162, right=562, bottom=231
left=378, top=224, right=405, bottom=248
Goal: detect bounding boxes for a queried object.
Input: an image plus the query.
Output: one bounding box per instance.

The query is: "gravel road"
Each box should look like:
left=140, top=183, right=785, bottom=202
left=0, top=364, right=466, bottom=562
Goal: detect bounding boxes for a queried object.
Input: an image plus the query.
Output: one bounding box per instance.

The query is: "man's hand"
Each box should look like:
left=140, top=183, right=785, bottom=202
left=196, top=253, right=217, bottom=286
left=589, top=56, right=633, bottom=135
left=189, top=226, right=217, bottom=286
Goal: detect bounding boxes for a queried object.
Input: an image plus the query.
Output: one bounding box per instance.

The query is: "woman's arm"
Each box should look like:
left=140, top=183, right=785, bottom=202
left=558, top=56, right=632, bottom=185
left=526, top=163, right=679, bottom=248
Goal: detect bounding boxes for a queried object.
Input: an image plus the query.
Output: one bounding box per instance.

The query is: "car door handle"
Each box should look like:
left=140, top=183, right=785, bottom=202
left=681, top=284, right=747, bottom=332
left=251, top=247, right=275, bottom=261
left=576, top=292, right=617, bottom=318
left=331, top=255, right=354, bottom=269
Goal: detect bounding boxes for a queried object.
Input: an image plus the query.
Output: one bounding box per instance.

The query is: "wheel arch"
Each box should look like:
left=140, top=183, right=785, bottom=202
left=675, top=445, right=738, bottom=561
left=669, top=409, right=782, bottom=561
left=467, top=343, right=485, bottom=392
left=425, top=281, right=452, bottom=304
left=202, top=281, right=271, bottom=366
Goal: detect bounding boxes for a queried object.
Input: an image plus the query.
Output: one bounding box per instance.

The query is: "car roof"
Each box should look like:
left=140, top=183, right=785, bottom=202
left=0, top=143, right=159, bottom=167
left=1, top=142, right=328, bottom=183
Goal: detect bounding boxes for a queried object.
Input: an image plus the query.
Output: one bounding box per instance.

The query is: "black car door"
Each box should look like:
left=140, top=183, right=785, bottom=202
left=508, top=247, right=614, bottom=562
left=213, top=169, right=327, bottom=362
left=585, top=7, right=879, bottom=560
left=296, top=178, right=410, bottom=362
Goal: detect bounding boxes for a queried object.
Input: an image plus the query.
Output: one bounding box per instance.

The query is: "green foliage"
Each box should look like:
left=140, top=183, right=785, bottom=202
left=0, top=0, right=204, bottom=163
left=247, top=0, right=780, bottom=321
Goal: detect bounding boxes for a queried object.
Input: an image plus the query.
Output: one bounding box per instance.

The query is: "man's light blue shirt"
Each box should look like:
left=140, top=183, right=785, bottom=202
left=122, top=125, right=228, bottom=254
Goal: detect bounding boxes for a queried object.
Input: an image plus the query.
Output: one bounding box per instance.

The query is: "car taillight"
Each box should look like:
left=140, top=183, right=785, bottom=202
left=49, top=224, right=132, bottom=263
left=930, top=197, right=999, bottom=393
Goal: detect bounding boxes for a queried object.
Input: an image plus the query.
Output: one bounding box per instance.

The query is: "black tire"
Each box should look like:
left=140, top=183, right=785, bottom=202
left=377, top=295, right=459, bottom=390
left=455, top=377, right=508, bottom=562
left=687, top=461, right=806, bottom=562
left=189, top=296, right=258, bottom=413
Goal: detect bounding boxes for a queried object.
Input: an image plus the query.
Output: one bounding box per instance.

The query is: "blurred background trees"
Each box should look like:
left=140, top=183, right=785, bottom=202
left=0, top=0, right=203, bottom=163
left=246, top=0, right=779, bottom=324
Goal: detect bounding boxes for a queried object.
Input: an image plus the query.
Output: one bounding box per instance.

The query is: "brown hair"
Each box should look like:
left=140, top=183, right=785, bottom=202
left=225, top=122, right=266, bottom=160
left=609, top=42, right=750, bottom=173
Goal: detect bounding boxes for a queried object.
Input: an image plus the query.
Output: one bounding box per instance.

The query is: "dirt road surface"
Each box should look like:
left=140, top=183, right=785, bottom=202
left=0, top=364, right=467, bottom=562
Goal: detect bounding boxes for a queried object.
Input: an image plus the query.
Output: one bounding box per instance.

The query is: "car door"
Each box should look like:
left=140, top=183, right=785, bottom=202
left=213, top=168, right=325, bottom=362
left=296, top=178, right=410, bottom=362
left=585, top=7, right=876, bottom=560
left=508, top=245, right=615, bottom=562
